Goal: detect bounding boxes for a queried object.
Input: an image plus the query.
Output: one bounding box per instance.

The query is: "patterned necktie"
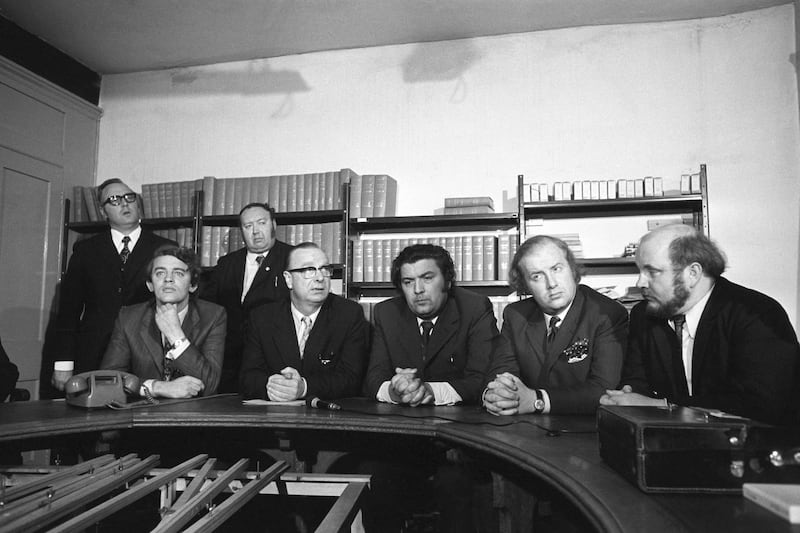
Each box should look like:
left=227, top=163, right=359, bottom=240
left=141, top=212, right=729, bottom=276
left=672, top=315, right=685, bottom=345
left=298, top=316, right=312, bottom=357
left=547, top=316, right=560, bottom=344
left=120, top=236, right=131, bottom=264
left=255, top=254, right=265, bottom=265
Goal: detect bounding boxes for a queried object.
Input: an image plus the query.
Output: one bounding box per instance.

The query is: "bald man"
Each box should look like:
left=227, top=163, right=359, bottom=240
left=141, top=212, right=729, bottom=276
left=601, top=224, right=800, bottom=425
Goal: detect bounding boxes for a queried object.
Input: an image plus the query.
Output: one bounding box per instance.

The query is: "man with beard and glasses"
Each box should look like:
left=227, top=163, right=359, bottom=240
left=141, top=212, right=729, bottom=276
left=600, top=224, right=800, bottom=425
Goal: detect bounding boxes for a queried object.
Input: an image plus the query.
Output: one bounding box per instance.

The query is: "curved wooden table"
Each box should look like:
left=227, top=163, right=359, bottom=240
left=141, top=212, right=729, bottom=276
left=0, top=396, right=790, bottom=532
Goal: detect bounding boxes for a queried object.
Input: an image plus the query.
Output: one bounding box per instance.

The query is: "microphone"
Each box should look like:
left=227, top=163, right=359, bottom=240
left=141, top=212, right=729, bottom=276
left=306, top=397, right=342, bottom=411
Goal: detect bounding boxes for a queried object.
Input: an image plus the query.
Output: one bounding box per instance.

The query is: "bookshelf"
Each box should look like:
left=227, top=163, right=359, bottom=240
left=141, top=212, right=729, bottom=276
left=61, top=180, right=352, bottom=292
left=517, top=164, right=709, bottom=276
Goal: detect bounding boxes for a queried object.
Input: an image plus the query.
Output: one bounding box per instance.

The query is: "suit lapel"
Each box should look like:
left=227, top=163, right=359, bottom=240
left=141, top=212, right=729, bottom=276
left=275, top=302, right=303, bottom=369
left=524, top=306, right=548, bottom=368
left=125, top=231, right=153, bottom=281
left=245, top=245, right=283, bottom=303
left=649, top=316, right=689, bottom=397
left=138, top=305, right=164, bottom=374
left=398, top=305, right=425, bottom=367
left=689, top=281, right=722, bottom=391
left=542, top=288, right=586, bottom=372
left=426, top=297, right=458, bottom=365
left=228, top=249, right=247, bottom=303
left=302, top=297, right=331, bottom=366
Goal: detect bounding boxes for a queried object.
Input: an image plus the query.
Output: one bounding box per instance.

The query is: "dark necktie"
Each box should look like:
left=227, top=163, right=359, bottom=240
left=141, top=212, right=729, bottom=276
left=671, top=314, right=687, bottom=390
left=421, top=321, right=434, bottom=346
left=120, top=236, right=131, bottom=264
left=547, top=316, right=560, bottom=344
left=255, top=254, right=265, bottom=265
left=672, top=315, right=686, bottom=345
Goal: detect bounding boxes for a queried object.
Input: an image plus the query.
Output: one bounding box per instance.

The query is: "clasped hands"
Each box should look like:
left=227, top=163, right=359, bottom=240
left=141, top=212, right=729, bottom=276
left=483, top=372, right=537, bottom=416
left=388, top=368, right=434, bottom=407
left=599, top=385, right=666, bottom=406
left=267, top=366, right=306, bottom=401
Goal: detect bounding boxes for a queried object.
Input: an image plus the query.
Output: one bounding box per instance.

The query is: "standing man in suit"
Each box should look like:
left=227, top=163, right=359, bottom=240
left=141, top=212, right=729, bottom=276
left=47, top=178, right=176, bottom=395
left=101, top=247, right=226, bottom=398
left=365, top=243, right=499, bottom=406
left=483, top=235, right=627, bottom=415
left=600, top=224, right=800, bottom=425
left=201, top=202, right=292, bottom=393
left=240, top=242, right=368, bottom=401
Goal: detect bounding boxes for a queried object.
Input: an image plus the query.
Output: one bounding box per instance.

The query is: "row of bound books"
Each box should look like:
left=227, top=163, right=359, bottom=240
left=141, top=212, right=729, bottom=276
left=70, top=168, right=399, bottom=223
left=524, top=177, right=674, bottom=202
left=199, top=222, right=343, bottom=268
left=357, top=296, right=517, bottom=329
left=442, top=196, right=495, bottom=215
left=351, top=234, right=519, bottom=283
left=349, top=174, right=398, bottom=218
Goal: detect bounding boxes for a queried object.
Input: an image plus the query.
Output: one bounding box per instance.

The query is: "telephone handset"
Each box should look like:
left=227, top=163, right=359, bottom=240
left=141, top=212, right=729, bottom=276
left=65, top=370, right=140, bottom=408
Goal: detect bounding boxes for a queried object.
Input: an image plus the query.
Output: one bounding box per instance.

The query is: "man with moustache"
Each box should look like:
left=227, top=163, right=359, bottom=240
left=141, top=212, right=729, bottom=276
left=484, top=235, right=627, bottom=415
left=365, top=243, right=498, bottom=406
left=101, top=247, right=226, bottom=398
left=601, top=224, right=800, bottom=425
left=47, top=179, right=176, bottom=395
left=239, top=242, right=368, bottom=401
left=202, top=202, right=292, bottom=393
left=359, top=243, right=498, bottom=533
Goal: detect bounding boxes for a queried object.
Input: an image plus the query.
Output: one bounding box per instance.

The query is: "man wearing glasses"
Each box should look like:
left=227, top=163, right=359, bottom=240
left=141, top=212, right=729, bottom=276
left=201, top=202, right=292, bottom=393
left=239, top=242, right=368, bottom=401
left=46, top=179, right=176, bottom=395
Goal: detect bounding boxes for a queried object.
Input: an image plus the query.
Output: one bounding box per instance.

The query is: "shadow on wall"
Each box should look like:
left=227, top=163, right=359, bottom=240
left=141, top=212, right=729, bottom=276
left=402, top=40, right=480, bottom=102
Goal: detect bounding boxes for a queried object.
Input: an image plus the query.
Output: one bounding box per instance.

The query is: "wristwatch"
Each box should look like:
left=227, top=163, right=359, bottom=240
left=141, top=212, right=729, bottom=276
left=533, top=389, right=546, bottom=414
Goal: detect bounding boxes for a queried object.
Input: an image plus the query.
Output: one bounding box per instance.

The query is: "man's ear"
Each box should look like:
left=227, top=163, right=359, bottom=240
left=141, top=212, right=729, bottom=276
left=146, top=280, right=154, bottom=293
left=685, top=262, right=703, bottom=287
left=189, top=284, right=198, bottom=294
left=283, top=271, right=293, bottom=290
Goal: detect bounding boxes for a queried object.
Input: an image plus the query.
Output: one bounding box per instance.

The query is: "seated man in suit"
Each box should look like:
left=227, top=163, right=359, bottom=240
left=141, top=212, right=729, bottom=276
left=365, top=243, right=498, bottom=406
left=201, top=202, right=293, bottom=393
left=101, top=247, right=226, bottom=398
left=600, top=224, right=800, bottom=425
left=359, top=243, right=499, bottom=532
left=484, top=235, right=627, bottom=415
left=239, top=242, right=369, bottom=401
left=47, top=178, right=176, bottom=396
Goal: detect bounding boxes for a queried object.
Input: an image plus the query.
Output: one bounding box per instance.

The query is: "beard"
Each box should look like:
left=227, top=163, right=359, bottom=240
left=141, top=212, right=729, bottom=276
left=645, top=271, right=690, bottom=318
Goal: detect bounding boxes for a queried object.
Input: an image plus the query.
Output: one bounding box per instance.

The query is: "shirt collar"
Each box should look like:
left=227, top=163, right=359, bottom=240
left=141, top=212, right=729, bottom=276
left=110, top=225, right=142, bottom=250
left=543, top=300, right=573, bottom=327
left=681, top=283, right=714, bottom=339
left=246, top=250, right=269, bottom=264
left=291, top=302, right=322, bottom=323
left=416, top=316, right=439, bottom=327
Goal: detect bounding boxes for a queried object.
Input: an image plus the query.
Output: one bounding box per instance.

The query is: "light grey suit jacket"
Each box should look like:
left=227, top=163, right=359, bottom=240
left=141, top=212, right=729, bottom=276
left=100, top=299, right=227, bottom=395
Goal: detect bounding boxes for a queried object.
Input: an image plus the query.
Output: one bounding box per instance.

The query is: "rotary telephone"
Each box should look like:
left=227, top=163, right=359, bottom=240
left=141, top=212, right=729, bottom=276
left=64, top=370, right=140, bottom=408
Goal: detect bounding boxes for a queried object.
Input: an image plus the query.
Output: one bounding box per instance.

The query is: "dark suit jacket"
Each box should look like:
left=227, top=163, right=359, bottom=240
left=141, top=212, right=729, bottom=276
left=0, top=337, right=18, bottom=403
left=365, top=287, right=499, bottom=405
left=201, top=241, right=292, bottom=393
left=623, top=277, right=800, bottom=425
left=100, top=299, right=227, bottom=396
left=488, top=285, right=628, bottom=414
left=45, top=230, right=176, bottom=385
left=240, top=294, right=369, bottom=400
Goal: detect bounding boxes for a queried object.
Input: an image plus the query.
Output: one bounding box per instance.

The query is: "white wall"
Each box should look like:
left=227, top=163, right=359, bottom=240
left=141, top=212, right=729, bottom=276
left=97, top=5, right=800, bottom=324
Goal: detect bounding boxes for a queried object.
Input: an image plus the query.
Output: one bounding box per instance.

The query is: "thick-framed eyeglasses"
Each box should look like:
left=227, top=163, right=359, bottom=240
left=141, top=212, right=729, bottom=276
left=287, top=265, right=334, bottom=279
left=102, top=192, right=138, bottom=207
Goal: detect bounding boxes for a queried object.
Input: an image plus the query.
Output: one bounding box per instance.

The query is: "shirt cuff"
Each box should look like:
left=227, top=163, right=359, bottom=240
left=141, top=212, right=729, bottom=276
left=140, top=379, right=156, bottom=397
left=376, top=381, right=396, bottom=403
left=166, top=338, right=190, bottom=360
left=428, top=382, right=463, bottom=406
left=540, top=389, right=551, bottom=414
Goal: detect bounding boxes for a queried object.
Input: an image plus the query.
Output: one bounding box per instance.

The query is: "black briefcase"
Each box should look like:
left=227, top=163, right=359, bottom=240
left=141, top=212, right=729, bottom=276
left=597, top=405, right=800, bottom=493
